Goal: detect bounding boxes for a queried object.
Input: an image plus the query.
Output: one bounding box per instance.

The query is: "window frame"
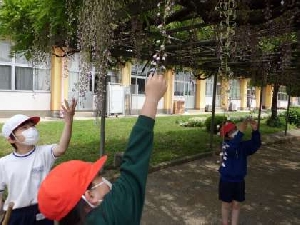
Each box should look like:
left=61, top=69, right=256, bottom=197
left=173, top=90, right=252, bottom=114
left=277, top=86, right=288, bottom=101
left=0, top=41, right=51, bottom=92
left=229, top=79, right=241, bottom=100
left=131, top=64, right=149, bottom=95
left=174, top=71, right=196, bottom=97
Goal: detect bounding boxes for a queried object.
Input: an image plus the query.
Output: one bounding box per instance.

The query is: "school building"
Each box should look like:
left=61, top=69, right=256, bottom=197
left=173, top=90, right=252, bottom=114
left=0, top=42, right=299, bottom=118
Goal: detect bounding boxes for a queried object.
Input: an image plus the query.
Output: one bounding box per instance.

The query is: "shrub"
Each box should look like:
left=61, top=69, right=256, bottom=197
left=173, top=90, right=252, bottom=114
left=178, top=117, right=205, bottom=127
left=266, top=116, right=283, bottom=127
left=287, top=108, right=300, bottom=127
left=205, top=115, right=227, bottom=133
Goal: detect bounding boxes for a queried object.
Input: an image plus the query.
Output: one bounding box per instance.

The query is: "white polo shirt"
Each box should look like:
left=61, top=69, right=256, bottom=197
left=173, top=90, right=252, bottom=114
left=0, top=145, right=57, bottom=210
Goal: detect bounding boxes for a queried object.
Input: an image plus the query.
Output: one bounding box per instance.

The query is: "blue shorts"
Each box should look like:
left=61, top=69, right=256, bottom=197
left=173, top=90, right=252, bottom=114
left=1, top=204, right=53, bottom=225
left=219, top=179, right=245, bottom=203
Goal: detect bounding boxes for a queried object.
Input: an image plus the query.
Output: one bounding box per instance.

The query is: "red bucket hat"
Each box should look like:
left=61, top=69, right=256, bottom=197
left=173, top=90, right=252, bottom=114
left=220, top=122, right=236, bottom=137
left=38, top=155, right=107, bottom=221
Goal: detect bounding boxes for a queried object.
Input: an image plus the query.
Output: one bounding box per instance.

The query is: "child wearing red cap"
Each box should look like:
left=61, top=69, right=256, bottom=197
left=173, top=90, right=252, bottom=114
left=0, top=99, right=77, bottom=225
left=37, top=74, right=167, bottom=225
left=219, top=119, right=261, bottom=225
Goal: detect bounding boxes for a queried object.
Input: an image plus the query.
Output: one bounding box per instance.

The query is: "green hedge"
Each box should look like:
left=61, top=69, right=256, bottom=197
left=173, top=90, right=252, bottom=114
left=205, top=116, right=227, bottom=133
left=287, top=107, right=300, bottom=127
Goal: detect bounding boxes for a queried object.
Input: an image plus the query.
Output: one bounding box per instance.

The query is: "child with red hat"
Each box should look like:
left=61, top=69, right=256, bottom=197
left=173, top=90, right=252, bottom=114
left=37, top=74, right=167, bottom=225
left=219, top=119, right=261, bottom=225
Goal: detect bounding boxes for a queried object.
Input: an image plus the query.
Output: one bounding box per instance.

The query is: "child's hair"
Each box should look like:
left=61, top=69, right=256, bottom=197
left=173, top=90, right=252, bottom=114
left=224, top=133, right=230, bottom=139
left=59, top=198, right=87, bottom=225
left=9, top=133, right=17, bottom=150
left=59, top=171, right=103, bottom=225
left=8, top=120, right=35, bottom=150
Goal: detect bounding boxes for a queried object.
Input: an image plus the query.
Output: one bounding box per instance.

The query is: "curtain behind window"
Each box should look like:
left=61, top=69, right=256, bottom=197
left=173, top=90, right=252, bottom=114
left=205, top=80, right=213, bottom=96
left=35, top=68, right=50, bottom=91
left=136, top=78, right=145, bottom=94
left=174, top=81, right=184, bottom=96
left=15, top=67, right=33, bottom=90
left=0, top=65, right=11, bottom=90
left=230, top=80, right=241, bottom=99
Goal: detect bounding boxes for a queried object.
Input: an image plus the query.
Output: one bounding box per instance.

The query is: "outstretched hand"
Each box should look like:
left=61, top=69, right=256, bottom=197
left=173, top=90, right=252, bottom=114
left=237, top=118, right=258, bottom=133
left=249, top=119, right=258, bottom=131
left=237, top=120, right=248, bottom=133
left=61, top=98, right=77, bottom=124
left=145, top=73, right=167, bottom=104
left=141, top=73, right=167, bottom=119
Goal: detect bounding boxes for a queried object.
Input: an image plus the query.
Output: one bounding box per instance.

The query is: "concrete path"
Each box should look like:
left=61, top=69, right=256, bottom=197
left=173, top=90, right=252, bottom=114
left=141, top=137, right=300, bottom=225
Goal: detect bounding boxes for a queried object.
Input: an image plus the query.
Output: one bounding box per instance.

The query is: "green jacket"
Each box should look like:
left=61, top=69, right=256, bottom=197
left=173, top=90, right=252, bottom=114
left=86, top=115, right=155, bottom=225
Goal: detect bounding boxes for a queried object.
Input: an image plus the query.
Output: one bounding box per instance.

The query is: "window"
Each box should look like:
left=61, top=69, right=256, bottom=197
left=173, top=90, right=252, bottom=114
left=0, top=65, right=11, bottom=89
left=205, top=77, right=213, bottom=96
left=0, top=41, right=51, bottom=91
left=229, top=79, right=241, bottom=99
left=278, top=93, right=288, bottom=101
left=35, top=68, right=51, bottom=90
left=107, top=70, right=121, bottom=84
left=174, top=71, right=196, bottom=96
left=278, top=86, right=288, bottom=101
left=174, top=81, right=184, bottom=96
left=15, top=67, right=33, bottom=90
left=136, top=78, right=146, bottom=94
left=67, top=54, right=93, bottom=93
left=67, top=54, right=120, bottom=94
left=131, top=63, right=149, bottom=94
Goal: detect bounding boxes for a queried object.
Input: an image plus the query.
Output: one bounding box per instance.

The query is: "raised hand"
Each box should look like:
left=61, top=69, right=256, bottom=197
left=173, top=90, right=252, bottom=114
left=141, top=73, right=167, bottom=119
left=61, top=98, right=77, bottom=124
left=145, top=73, right=167, bottom=104
left=237, top=120, right=248, bottom=133
left=249, top=119, right=258, bottom=131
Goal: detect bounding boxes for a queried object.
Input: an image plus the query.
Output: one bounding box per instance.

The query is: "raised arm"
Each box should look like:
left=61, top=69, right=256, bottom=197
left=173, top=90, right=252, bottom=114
left=224, top=121, right=247, bottom=156
left=140, top=74, right=167, bottom=119
left=243, top=119, right=261, bottom=155
left=87, top=74, right=167, bottom=224
left=118, top=73, right=167, bottom=194
left=120, top=73, right=167, bottom=185
left=52, top=98, right=77, bottom=157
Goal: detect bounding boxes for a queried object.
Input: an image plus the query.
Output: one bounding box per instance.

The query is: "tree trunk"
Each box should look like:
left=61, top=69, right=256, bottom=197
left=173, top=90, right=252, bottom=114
left=99, top=74, right=107, bottom=157
left=209, top=72, right=218, bottom=155
left=285, top=94, right=291, bottom=136
left=271, top=83, right=280, bottom=120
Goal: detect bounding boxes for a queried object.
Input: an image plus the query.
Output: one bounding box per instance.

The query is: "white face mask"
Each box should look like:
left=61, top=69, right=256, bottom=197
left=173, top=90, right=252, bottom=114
left=16, top=127, right=40, bottom=146
left=81, top=177, right=112, bottom=208
left=229, top=130, right=238, bottom=138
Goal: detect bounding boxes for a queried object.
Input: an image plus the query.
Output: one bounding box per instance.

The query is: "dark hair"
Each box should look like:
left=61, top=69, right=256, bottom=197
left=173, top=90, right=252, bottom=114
left=9, top=133, right=17, bottom=150
left=59, top=198, right=89, bottom=225
left=9, top=120, right=35, bottom=150
left=59, top=171, right=103, bottom=225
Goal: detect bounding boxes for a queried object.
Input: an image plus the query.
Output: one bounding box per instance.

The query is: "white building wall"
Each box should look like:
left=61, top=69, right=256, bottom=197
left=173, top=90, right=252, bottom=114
left=0, top=91, right=51, bottom=116
left=0, top=40, right=51, bottom=117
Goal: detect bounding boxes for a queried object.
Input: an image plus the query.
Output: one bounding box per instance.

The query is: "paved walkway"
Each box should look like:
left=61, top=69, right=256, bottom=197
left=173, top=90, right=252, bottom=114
left=141, top=133, right=300, bottom=225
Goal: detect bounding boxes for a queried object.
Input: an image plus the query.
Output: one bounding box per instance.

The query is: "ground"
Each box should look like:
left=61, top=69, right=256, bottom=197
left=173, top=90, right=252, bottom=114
left=141, top=140, right=300, bottom=225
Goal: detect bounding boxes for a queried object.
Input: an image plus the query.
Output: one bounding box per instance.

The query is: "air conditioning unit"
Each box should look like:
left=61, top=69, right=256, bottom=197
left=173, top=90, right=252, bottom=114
left=205, top=105, right=212, bottom=112
left=228, top=103, right=237, bottom=111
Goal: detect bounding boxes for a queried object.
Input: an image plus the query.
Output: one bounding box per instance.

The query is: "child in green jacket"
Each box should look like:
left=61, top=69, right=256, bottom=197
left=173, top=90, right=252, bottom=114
left=37, top=73, right=167, bottom=225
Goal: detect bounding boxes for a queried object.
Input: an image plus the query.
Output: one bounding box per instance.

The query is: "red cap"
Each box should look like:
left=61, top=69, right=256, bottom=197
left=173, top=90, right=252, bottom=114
left=220, top=122, right=236, bottom=137
left=38, top=155, right=107, bottom=221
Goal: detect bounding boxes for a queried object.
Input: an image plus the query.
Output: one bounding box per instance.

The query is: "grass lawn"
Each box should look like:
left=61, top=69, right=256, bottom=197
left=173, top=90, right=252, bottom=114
left=0, top=114, right=293, bottom=168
